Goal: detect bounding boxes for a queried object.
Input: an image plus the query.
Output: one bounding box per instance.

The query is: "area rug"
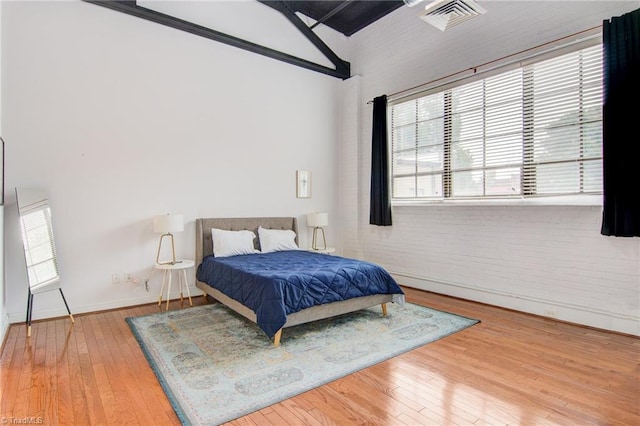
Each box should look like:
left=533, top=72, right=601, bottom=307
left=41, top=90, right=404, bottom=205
left=126, top=302, right=479, bottom=425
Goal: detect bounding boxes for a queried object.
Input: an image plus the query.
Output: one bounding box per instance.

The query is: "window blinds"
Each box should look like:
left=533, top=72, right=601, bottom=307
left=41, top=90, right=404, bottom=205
left=390, top=44, right=603, bottom=201
left=522, top=45, right=603, bottom=196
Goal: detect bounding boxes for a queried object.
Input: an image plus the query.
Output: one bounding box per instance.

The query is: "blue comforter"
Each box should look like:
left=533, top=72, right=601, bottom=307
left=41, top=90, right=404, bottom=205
left=196, top=250, right=404, bottom=338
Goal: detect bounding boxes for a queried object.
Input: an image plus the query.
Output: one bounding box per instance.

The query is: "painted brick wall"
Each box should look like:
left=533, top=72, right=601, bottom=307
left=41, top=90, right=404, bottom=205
left=340, top=2, right=640, bottom=335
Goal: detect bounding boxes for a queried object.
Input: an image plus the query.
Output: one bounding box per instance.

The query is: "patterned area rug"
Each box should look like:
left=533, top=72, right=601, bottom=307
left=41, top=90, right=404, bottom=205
left=126, top=302, right=479, bottom=425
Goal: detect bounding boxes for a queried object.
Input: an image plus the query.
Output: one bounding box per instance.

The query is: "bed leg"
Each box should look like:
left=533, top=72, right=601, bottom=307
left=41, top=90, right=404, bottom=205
left=273, top=329, right=282, bottom=347
left=381, top=303, right=388, bottom=316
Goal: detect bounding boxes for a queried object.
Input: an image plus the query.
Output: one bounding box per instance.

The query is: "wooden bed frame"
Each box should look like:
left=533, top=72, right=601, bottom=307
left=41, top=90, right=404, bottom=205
left=195, top=217, right=398, bottom=346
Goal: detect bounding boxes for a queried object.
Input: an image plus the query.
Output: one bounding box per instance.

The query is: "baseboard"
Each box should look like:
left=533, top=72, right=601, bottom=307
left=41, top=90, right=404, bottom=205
left=0, top=312, right=10, bottom=352
left=7, top=277, right=638, bottom=337
left=6, top=285, right=205, bottom=324
left=391, top=271, right=640, bottom=337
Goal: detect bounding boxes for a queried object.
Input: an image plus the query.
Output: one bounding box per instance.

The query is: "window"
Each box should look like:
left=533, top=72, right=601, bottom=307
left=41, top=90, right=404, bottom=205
left=390, top=44, right=603, bottom=202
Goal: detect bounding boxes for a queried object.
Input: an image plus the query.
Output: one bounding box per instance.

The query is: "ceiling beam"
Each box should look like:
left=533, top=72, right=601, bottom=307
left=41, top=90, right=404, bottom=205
left=257, top=1, right=350, bottom=78
left=83, top=0, right=351, bottom=80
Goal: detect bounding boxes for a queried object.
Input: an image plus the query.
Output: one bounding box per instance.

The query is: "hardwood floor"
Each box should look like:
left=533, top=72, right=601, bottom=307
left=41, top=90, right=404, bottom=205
left=1, top=287, right=638, bottom=425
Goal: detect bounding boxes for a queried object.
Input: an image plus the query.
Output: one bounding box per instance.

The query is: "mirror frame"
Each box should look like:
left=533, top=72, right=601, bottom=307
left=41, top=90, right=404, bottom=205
left=15, top=187, right=73, bottom=337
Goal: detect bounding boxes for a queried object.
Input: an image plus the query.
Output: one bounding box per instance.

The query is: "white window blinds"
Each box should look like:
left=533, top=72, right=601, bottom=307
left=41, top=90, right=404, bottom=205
left=390, top=43, right=603, bottom=201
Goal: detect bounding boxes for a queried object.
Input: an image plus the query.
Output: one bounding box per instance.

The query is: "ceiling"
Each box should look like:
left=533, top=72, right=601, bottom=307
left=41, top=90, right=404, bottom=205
left=281, top=1, right=405, bottom=36
left=84, top=0, right=409, bottom=79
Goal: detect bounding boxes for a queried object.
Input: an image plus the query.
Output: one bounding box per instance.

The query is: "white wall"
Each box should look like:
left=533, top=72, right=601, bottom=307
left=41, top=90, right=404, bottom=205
left=2, top=1, right=346, bottom=323
left=343, top=1, right=640, bottom=336
left=0, top=1, right=6, bottom=341
left=0, top=205, right=5, bottom=341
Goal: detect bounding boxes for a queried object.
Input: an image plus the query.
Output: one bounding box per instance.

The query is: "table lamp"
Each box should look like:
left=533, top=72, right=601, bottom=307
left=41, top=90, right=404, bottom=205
left=153, top=213, right=184, bottom=265
left=307, top=212, right=328, bottom=250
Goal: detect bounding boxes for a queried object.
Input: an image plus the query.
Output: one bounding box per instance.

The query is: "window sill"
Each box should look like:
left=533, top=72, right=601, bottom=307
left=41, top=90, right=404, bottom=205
left=392, top=195, right=603, bottom=207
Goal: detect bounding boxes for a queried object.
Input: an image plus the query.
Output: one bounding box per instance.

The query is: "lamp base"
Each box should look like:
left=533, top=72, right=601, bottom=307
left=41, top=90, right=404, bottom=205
left=156, top=233, right=182, bottom=265
left=156, top=260, right=183, bottom=265
left=311, top=227, right=327, bottom=250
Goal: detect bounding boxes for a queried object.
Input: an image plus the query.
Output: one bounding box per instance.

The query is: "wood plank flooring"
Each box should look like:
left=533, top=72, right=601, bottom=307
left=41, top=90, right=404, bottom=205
left=1, top=287, right=638, bottom=425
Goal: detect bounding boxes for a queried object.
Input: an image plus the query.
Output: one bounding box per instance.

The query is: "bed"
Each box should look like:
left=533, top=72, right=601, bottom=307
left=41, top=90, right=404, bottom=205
left=195, top=217, right=405, bottom=346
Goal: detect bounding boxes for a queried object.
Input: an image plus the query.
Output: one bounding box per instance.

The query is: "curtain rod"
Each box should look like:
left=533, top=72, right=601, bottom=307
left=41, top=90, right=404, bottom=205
left=366, top=24, right=602, bottom=105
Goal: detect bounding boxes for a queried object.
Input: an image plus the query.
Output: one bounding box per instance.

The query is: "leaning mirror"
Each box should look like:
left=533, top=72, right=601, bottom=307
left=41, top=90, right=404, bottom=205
left=15, top=187, right=73, bottom=337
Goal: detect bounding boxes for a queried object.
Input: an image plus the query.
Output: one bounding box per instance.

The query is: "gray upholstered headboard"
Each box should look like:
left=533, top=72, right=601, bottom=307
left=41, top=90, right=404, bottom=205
left=195, top=217, right=298, bottom=268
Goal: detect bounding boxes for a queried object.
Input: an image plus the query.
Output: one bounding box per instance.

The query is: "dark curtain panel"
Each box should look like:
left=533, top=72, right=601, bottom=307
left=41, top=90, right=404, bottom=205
left=601, top=7, right=640, bottom=236
left=370, top=95, right=392, bottom=226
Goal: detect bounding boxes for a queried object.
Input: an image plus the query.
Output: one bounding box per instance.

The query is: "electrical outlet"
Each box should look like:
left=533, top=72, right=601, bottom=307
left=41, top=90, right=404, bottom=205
left=112, top=273, right=121, bottom=284
left=125, top=272, right=133, bottom=283
left=145, top=280, right=150, bottom=292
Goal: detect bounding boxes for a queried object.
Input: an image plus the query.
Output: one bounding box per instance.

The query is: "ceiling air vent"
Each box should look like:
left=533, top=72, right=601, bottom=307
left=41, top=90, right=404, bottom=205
left=418, top=0, right=486, bottom=31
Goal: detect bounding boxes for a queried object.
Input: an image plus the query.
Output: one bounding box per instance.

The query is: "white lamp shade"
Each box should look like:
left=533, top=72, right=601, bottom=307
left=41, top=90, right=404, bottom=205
left=153, top=214, right=184, bottom=233
left=307, top=212, right=328, bottom=228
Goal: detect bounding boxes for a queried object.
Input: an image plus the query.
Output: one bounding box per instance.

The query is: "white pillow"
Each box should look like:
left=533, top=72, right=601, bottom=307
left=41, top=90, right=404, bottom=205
left=211, top=228, right=258, bottom=258
left=258, top=226, right=299, bottom=253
